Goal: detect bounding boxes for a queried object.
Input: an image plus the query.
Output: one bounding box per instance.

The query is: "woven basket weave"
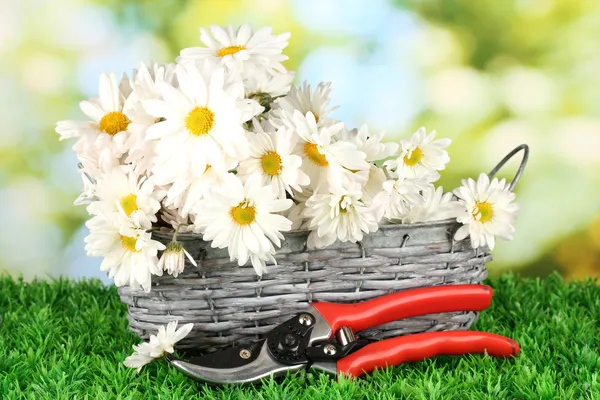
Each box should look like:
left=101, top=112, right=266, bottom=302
left=117, top=145, right=529, bottom=353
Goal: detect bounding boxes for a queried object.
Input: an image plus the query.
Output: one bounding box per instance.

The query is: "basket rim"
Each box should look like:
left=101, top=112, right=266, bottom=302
left=152, top=217, right=460, bottom=239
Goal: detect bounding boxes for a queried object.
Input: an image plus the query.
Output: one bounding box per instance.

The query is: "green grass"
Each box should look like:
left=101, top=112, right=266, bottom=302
left=1, top=273, right=599, bottom=400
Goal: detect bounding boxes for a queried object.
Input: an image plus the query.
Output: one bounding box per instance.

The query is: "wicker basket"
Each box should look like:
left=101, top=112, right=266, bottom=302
left=118, top=145, right=529, bottom=353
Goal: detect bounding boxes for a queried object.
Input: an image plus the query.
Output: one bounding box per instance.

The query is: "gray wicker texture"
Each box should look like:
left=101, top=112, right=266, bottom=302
left=118, top=219, right=490, bottom=352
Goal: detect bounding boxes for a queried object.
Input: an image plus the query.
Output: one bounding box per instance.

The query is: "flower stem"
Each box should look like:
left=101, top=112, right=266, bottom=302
left=173, top=225, right=181, bottom=242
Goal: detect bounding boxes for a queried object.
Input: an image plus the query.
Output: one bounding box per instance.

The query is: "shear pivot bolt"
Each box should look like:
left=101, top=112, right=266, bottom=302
left=239, top=349, right=251, bottom=359
left=323, top=344, right=337, bottom=355
left=298, top=313, right=314, bottom=326
left=284, top=334, right=298, bottom=347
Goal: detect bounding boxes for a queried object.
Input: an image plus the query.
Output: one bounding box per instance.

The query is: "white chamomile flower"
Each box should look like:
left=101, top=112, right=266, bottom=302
left=290, top=111, right=368, bottom=192
left=74, top=148, right=124, bottom=206
left=245, top=70, right=295, bottom=111
left=287, top=201, right=310, bottom=231
left=77, top=143, right=124, bottom=182
left=124, top=62, right=177, bottom=175
left=158, top=236, right=198, bottom=278
left=56, top=72, right=134, bottom=160
left=304, top=183, right=379, bottom=249
left=179, top=24, right=291, bottom=75
left=143, top=61, right=260, bottom=186
left=360, top=165, right=388, bottom=204
left=86, top=167, right=163, bottom=229
left=372, top=170, right=432, bottom=223
left=385, top=127, right=451, bottom=180
left=339, top=125, right=400, bottom=202
left=403, top=185, right=461, bottom=224
left=273, top=81, right=338, bottom=128
left=238, top=119, right=310, bottom=199
left=159, top=205, right=195, bottom=233
left=74, top=170, right=98, bottom=207
left=84, top=216, right=165, bottom=292
left=245, top=70, right=295, bottom=98
left=124, top=320, right=194, bottom=372
left=192, top=173, right=293, bottom=276
left=339, top=125, right=399, bottom=162
left=283, top=187, right=313, bottom=231
left=126, top=62, right=178, bottom=127
left=453, top=173, right=519, bottom=250
left=163, top=162, right=232, bottom=219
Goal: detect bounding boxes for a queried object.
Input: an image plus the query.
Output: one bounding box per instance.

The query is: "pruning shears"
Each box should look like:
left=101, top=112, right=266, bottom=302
left=166, top=284, right=519, bottom=385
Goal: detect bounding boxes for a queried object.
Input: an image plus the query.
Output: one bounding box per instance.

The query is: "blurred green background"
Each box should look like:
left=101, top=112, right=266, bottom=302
left=1, top=0, right=599, bottom=283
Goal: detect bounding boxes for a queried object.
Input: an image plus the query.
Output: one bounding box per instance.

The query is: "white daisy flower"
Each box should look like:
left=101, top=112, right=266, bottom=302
left=74, top=171, right=98, bottom=207
left=360, top=165, right=389, bottom=205
left=86, top=167, right=163, bottom=229
left=246, top=70, right=295, bottom=98
left=73, top=148, right=124, bottom=206
left=245, top=70, right=295, bottom=111
left=284, top=187, right=313, bottom=231
left=338, top=125, right=400, bottom=202
left=179, top=24, right=291, bottom=75
left=385, top=127, right=451, bottom=180
left=402, top=185, right=462, bottom=224
left=159, top=205, right=195, bottom=233
left=84, top=216, right=165, bottom=292
left=158, top=237, right=198, bottom=278
left=238, top=119, right=310, bottom=199
left=339, top=125, right=399, bottom=162
left=163, top=162, right=232, bottom=219
left=453, top=173, right=519, bottom=250
left=143, top=61, right=260, bottom=186
left=371, top=170, right=432, bottom=223
left=290, top=111, right=368, bottom=192
left=287, top=201, right=310, bottom=231
left=192, top=173, right=293, bottom=276
left=124, top=320, right=194, bottom=372
left=126, top=62, right=178, bottom=126
left=304, top=183, right=379, bottom=249
left=124, top=62, right=177, bottom=175
left=273, top=81, right=338, bottom=128
left=56, top=72, right=134, bottom=160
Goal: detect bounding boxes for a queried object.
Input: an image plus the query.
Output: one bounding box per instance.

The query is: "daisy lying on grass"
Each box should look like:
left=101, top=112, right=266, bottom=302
left=57, top=23, right=521, bottom=290
left=124, top=321, right=194, bottom=372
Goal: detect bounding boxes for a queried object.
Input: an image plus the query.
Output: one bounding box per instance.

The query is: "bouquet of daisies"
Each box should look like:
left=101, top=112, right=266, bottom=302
left=57, top=24, right=519, bottom=293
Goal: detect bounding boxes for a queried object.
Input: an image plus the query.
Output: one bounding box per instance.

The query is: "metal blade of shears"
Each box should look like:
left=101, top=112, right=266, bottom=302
left=165, top=341, right=305, bottom=385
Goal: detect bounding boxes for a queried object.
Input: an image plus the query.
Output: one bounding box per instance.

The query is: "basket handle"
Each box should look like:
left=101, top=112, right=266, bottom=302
left=487, top=144, right=529, bottom=192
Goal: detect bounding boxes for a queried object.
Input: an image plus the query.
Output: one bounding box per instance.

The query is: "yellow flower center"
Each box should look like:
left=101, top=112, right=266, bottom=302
left=185, top=106, right=215, bottom=136
left=99, top=111, right=129, bottom=135
left=204, top=164, right=212, bottom=174
left=473, top=202, right=494, bottom=223
left=217, top=45, right=246, bottom=57
left=304, top=143, right=329, bottom=167
left=403, top=147, right=423, bottom=167
left=261, top=151, right=283, bottom=176
left=120, top=194, right=138, bottom=217
left=230, top=201, right=256, bottom=226
left=120, top=235, right=139, bottom=252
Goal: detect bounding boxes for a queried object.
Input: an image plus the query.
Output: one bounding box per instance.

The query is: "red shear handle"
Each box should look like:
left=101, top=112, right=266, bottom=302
left=338, top=331, right=520, bottom=378
left=313, top=284, right=493, bottom=334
